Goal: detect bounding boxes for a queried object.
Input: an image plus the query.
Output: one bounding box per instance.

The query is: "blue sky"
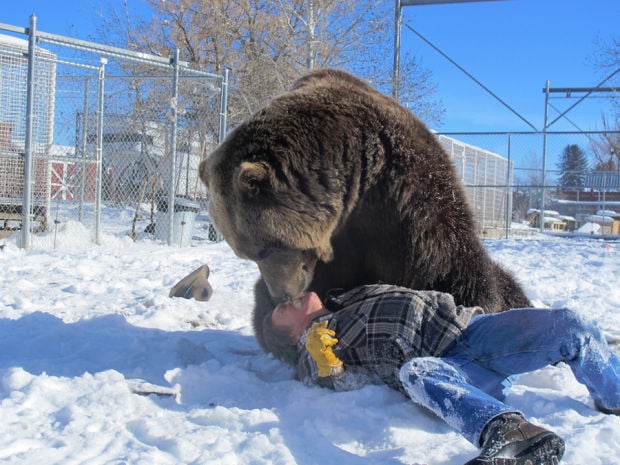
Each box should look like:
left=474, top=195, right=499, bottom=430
left=399, top=0, right=619, bottom=132
left=2, top=0, right=618, bottom=134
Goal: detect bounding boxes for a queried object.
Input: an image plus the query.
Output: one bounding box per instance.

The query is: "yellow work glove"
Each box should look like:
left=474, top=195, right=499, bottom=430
left=305, top=321, right=344, bottom=377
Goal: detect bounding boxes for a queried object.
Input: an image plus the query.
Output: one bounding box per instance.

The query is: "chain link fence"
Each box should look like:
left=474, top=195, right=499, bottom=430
left=437, top=131, right=620, bottom=237
left=0, top=17, right=227, bottom=249
left=0, top=32, right=55, bottom=237
left=1, top=17, right=618, bottom=248
left=437, top=134, right=513, bottom=236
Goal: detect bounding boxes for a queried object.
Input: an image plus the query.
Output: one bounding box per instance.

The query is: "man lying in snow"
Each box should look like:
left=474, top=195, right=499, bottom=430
left=262, top=284, right=620, bottom=465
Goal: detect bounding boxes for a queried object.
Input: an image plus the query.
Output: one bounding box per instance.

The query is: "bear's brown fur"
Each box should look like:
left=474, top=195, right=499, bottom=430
left=199, top=69, right=530, bottom=360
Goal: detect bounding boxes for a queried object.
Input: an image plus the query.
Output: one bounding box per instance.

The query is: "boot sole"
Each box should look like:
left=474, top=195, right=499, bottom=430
left=514, top=431, right=565, bottom=465
left=469, top=432, right=565, bottom=465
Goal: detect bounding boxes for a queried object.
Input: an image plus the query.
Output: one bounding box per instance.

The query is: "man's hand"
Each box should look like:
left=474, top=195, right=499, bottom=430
left=305, top=321, right=344, bottom=377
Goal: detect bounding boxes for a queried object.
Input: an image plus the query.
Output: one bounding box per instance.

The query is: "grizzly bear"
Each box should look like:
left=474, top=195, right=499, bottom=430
left=199, top=69, right=530, bottom=360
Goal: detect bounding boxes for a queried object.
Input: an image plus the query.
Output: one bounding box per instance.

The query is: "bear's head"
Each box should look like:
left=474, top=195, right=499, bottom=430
left=199, top=103, right=348, bottom=302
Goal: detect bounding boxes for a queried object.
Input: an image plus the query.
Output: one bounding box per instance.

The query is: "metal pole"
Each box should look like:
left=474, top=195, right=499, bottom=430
left=21, top=14, right=37, bottom=249
left=306, top=0, right=316, bottom=70
left=505, top=133, right=512, bottom=238
left=540, top=80, right=550, bottom=233
left=167, top=48, right=180, bottom=246
left=392, top=0, right=402, bottom=100
left=94, top=57, right=107, bottom=245
left=218, top=68, right=229, bottom=144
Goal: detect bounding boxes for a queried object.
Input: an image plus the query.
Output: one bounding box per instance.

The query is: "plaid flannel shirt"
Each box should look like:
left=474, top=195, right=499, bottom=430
left=296, top=284, right=483, bottom=392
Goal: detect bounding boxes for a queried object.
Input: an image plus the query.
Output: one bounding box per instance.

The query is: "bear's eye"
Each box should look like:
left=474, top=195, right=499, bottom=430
left=257, top=248, right=273, bottom=260
left=257, top=240, right=286, bottom=260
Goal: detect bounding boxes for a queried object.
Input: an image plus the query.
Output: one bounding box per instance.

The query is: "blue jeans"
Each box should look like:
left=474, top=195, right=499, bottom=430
left=399, top=308, right=620, bottom=445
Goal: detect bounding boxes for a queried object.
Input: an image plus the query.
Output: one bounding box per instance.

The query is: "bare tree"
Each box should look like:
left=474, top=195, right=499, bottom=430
left=96, top=0, right=443, bottom=127
left=590, top=114, right=620, bottom=171
left=591, top=35, right=620, bottom=116
left=593, top=35, right=620, bottom=75
left=586, top=36, right=620, bottom=171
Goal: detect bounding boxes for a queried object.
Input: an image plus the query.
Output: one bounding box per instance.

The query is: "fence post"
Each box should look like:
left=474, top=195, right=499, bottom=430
left=165, top=48, right=181, bottom=246
left=20, top=14, right=37, bottom=249
left=540, top=80, right=550, bottom=233
left=94, top=57, right=107, bottom=245
left=219, top=68, right=229, bottom=144
left=505, top=133, right=512, bottom=238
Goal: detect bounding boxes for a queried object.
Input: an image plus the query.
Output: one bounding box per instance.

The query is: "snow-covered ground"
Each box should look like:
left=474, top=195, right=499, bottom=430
left=0, top=206, right=619, bottom=465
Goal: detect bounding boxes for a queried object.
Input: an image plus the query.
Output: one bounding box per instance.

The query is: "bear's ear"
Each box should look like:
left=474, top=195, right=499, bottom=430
left=237, top=161, right=272, bottom=199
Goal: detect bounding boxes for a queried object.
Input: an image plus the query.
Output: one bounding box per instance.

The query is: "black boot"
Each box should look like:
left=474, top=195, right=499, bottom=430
left=465, top=413, right=565, bottom=465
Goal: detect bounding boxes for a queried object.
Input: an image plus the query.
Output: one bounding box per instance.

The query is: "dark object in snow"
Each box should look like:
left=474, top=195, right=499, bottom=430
left=169, top=264, right=213, bottom=301
left=465, top=412, right=564, bottom=465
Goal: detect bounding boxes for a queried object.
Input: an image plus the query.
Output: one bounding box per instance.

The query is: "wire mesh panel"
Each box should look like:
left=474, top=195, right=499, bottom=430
left=0, top=20, right=226, bottom=249
left=53, top=75, right=98, bottom=204
left=437, top=131, right=620, bottom=237
left=437, top=134, right=512, bottom=235
left=0, top=34, right=55, bottom=238
left=95, top=72, right=220, bottom=206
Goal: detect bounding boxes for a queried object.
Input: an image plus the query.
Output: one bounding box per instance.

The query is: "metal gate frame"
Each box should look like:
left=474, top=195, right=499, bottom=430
left=0, top=15, right=229, bottom=248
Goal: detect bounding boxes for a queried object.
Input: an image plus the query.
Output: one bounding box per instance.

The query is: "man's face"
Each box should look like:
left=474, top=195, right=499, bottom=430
left=271, top=292, right=324, bottom=343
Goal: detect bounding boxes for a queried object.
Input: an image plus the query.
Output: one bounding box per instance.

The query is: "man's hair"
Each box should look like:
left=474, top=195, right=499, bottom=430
left=261, top=310, right=300, bottom=366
